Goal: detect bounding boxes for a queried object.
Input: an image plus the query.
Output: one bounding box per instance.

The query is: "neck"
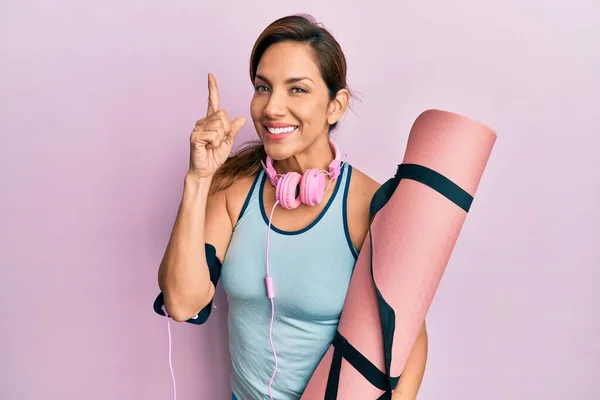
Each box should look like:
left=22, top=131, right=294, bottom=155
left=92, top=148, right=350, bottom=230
left=274, top=136, right=334, bottom=175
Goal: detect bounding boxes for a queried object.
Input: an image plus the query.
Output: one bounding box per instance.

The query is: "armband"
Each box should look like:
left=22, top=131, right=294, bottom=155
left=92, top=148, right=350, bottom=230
left=152, top=243, right=222, bottom=325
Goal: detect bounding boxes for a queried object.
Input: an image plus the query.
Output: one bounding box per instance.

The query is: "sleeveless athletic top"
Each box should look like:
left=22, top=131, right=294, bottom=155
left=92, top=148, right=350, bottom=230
left=220, top=163, right=358, bottom=400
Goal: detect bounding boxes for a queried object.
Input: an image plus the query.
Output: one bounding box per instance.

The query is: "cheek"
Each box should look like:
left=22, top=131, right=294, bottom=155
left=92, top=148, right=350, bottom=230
left=249, top=98, right=264, bottom=136
left=294, top=99, right=328, bottom=125
left=250, top=96, right=262, bottom=117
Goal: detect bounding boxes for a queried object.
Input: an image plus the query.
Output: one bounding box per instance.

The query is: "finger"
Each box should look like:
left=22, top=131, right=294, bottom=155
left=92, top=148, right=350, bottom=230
left=225, top=117, right=246, bottom=145
left=206, top=73, right=220, bottom=116
left=213, top=110, right=231, bottom=136
left=192, top=129, right=222, bottom=149
left=202, top=110, right=231, bottom=140
left=205, top=130, right=223, bottom=149
left=197, top=109, right=223, bottom=126
left=195, top=117, right=206, bottom=127
left=201, top=119, right=226, bottom=140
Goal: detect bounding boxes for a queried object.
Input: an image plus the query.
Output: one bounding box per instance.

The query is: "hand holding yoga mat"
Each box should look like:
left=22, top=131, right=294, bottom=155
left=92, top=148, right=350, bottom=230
left=301, top=109, right=497, bottom=399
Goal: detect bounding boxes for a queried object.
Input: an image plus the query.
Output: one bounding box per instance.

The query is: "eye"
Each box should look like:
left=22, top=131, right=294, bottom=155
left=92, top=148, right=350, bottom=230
left=254, top=85, right=269, bottom=92
left=291, top=86, right=308, bottom=94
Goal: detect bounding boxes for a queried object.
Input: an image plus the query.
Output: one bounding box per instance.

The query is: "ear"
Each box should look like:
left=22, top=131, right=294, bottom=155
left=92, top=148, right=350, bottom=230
left=327, top=88, right=350, bottom=126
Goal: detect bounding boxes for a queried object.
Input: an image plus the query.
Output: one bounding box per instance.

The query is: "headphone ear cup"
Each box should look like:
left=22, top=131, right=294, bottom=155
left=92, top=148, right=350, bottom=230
left=300, top=168, right=326, bottom=206
left=276, top=172, right=302, bottom=210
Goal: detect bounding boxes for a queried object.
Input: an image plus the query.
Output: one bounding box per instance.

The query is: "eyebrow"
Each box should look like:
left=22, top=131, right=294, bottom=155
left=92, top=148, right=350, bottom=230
left=255, top=74, right=314, bottom=84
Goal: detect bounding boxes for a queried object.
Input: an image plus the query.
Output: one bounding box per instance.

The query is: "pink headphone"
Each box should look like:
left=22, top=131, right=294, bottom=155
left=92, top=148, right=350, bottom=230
left=260, top=139, right=343, bottom=210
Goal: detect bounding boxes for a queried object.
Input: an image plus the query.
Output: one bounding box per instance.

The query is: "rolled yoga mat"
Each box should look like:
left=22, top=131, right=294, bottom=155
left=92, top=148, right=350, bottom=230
left=300, top=109, right=497, bottom=399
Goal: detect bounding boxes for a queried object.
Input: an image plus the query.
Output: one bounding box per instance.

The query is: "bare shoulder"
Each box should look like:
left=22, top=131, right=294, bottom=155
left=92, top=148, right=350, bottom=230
left=204, top=173, right=258, bottom=263
left=346, top=167, right=381, bottom=251
left=348, top=167, right=381, bottom=200
left=221, top=173, right=259, bottom=226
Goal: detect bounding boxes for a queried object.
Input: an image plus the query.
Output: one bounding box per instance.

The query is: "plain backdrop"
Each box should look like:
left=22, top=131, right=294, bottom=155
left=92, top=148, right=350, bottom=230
left=1, top=1, right=599, bottom=399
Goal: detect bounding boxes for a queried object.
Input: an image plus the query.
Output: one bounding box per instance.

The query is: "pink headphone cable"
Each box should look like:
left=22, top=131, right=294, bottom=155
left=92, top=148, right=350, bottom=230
left=265, top=200, right=279, bottom=400
left=161, top=305, right=177, bottom=400
left=157, top=200, right=283, bottom=400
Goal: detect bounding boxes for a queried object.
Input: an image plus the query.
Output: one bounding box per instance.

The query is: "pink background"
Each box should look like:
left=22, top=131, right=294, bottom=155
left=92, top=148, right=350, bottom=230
left=1, top=1, right=599, bottom=399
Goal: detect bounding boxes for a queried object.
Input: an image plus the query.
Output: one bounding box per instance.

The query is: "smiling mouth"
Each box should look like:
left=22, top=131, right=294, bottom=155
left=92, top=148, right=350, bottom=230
left=264, top=125, right=298, bottom=135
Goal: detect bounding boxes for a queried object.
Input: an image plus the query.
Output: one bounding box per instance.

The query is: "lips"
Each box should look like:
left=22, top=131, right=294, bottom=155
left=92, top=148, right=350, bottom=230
left=263, top=123, right=298, bottom=141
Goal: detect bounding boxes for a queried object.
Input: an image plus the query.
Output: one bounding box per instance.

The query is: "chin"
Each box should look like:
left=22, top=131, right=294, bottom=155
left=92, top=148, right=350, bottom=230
left=262, top=142, right=294, bottom=161
left=259, top=127, right=301, bottom=159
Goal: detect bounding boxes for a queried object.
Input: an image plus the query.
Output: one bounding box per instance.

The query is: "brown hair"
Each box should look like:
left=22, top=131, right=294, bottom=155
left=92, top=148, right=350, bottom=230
left=211, top=13, right=353, bottom=194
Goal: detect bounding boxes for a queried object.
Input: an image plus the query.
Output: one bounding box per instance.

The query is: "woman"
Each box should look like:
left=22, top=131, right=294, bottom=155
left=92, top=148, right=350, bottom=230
left=157, top=14, right=428, bottom=400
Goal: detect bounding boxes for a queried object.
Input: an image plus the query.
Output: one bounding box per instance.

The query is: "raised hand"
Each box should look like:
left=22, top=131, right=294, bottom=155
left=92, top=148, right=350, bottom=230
left=188, top=73, right=246, bottom=180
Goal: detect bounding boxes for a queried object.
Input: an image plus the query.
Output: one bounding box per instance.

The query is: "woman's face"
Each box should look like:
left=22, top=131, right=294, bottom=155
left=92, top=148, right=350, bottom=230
left=250, top=41, right=345, bottom=162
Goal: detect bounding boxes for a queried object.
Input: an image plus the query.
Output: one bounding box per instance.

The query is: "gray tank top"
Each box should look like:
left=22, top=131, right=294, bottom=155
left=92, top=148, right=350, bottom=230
left=221, top=163, right=358, bottom=399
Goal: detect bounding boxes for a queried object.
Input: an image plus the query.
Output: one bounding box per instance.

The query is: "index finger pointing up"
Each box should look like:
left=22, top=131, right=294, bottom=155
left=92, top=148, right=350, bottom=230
left=206, top=73, right=220, bottom=116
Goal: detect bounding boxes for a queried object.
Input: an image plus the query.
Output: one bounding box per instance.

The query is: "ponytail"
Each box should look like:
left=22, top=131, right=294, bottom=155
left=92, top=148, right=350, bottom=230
left=211, top=140, right=266, bottom=194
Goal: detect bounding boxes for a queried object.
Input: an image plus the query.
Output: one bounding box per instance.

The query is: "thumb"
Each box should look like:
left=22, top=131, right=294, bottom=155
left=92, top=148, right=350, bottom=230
left=227, top=117, right=246, bottom=142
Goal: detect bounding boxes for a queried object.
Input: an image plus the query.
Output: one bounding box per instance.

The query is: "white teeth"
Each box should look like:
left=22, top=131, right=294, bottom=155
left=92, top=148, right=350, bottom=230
left=266, top=126, right=297, bottom=134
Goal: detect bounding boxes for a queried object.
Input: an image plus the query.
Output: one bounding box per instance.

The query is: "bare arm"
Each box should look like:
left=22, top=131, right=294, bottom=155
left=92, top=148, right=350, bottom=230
left=157, top=73, right=244, bottom=322
left=157, top=173, right=232, bottom=322
left=392, top=322, right=429, bottom=399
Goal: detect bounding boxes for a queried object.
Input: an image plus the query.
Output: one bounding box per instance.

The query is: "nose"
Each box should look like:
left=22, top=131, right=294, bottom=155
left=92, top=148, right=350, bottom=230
left=262, top=90, right=286, bottom=119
